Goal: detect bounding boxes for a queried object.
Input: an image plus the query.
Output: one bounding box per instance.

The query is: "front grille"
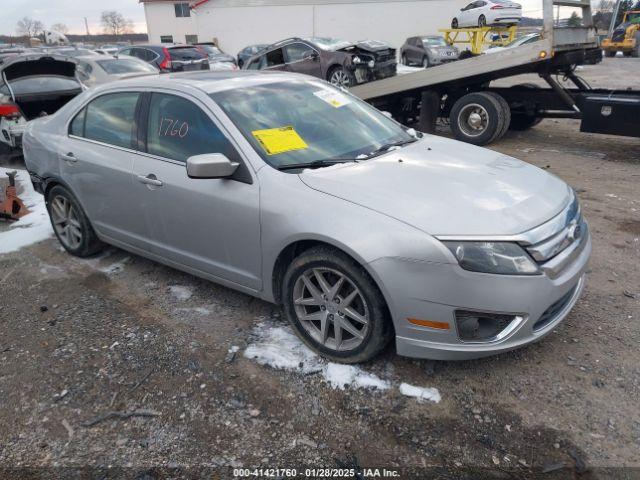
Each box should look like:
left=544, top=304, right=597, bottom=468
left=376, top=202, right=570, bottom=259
left=533, top=285, right=577, bottom=332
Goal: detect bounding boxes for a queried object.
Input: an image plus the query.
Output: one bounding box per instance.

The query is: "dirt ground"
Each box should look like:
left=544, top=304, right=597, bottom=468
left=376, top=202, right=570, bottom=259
left=1, top=58, right=639, bottom=479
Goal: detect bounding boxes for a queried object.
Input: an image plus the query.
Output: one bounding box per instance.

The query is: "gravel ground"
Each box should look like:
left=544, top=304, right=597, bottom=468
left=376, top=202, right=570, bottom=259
left=1, top=58, right=639, bottom=479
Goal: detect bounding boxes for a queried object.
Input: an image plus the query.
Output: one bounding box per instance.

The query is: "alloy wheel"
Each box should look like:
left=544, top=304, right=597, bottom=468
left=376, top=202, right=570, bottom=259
left=50, top=195, right=83, bottom=250
left=330, top=69, right=351, bottom=88
left=292, top=267, right=370, bottom=352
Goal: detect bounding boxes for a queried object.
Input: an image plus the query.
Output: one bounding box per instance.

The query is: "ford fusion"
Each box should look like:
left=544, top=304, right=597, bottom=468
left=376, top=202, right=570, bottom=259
left=23, top=71, right=590, bottom=363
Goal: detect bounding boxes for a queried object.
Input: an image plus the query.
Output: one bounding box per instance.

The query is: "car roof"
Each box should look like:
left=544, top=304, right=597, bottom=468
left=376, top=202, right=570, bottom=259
left=95, top=70, right=309, bottom=95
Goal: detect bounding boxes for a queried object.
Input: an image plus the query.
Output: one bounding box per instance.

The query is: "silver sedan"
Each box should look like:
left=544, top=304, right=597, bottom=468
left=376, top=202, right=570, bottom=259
left=22, top=71, right=591, bottom=363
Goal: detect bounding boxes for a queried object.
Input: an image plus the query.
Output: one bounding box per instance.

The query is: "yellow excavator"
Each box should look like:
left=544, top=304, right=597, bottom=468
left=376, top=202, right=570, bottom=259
left=602, top=8, right=640, bottom=57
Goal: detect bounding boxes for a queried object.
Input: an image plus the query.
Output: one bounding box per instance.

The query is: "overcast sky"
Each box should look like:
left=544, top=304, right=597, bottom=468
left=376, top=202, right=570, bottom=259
left=1, top=0, right=580, bottom=36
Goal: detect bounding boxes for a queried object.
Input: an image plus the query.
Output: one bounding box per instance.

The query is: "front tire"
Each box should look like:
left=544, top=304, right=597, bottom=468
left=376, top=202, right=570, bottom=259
left=46, top=185, right=104, bottom=257
left=452, top=18, right=459, bottom=29
left=328, top=66, right=354, bottom=88
left=422, top=56, right=431, bottom=68
left=282, top=246, right=392, bottom=364
left=478, top=15, right=487, bottom=27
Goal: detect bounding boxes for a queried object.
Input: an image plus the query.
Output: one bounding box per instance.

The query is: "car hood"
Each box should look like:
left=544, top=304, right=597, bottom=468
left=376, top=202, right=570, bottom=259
left=298, top=137, right=571, bottom=236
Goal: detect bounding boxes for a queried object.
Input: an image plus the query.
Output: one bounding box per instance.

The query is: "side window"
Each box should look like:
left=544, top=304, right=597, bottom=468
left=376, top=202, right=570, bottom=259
left=69, top=107, right=86, bottom=136
left=247, top=56, right=264, bottom=70
left=146, top=93, right=239, bottom=163
left=265, top=48, right=285, bottom=67
left=141, top=49, right=157, bottom=61
left=463, top=2, right=475, bottom=10
left=119, top=48, right=132, bottom=56
left=83, top=92, right=140, bottom=149
left=284, top=43, right=315, bottom=63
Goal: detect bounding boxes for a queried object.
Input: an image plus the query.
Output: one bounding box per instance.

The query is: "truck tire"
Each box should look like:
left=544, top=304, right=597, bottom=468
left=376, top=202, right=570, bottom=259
left=485, top=92, right=511, bottom=142
left=450, top=92, right=508, bottom=146
left=508, top=83, right=542, bottom=131
left=605, top=50, right=617, bottom=57
left=632, top=33, right=640, bottom=58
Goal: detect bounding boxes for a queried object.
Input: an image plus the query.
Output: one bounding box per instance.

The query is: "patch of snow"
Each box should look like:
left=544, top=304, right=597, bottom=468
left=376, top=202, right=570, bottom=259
left=244, top=325, right=323, bottom=374
left=169, top=285, right=193, bottom=301
left=324, top=363, right=390, bottom=391
left=0, top=168, right=53, bottom=255
left=244, top=323, right=388, bottom=390
left=99, top=257, right=130, bottom=275
left=399, top=382, right=441, bottom=403
left=228, top=346, right=240, bottom=353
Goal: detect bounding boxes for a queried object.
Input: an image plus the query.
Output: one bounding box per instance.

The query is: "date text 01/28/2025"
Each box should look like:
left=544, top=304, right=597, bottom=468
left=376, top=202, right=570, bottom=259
left=233, top=468, right=401, bottom=478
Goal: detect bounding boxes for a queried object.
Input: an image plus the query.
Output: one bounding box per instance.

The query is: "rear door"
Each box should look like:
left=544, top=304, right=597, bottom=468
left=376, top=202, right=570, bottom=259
left=133, top=91, right=262, bottom=289
left=283, top=42, right=322, bottom=78
left=262, top=48, right=288, bottom=72
left=59, top=91, right=153, bottom=249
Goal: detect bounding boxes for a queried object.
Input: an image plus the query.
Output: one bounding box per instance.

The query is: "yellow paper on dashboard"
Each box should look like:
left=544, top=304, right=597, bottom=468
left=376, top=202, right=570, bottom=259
left=252, top=126, right=308, bottom=156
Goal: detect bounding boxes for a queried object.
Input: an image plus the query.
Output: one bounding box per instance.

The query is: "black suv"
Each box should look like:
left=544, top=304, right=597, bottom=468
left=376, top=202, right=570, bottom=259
left=117, top=45, right=209, bottom=73
left=242, top=37, right=396, bottom=88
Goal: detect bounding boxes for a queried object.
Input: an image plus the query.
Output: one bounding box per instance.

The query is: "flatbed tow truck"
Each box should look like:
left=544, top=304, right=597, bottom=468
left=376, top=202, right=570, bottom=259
left=351, top=0, right=640, bottom=145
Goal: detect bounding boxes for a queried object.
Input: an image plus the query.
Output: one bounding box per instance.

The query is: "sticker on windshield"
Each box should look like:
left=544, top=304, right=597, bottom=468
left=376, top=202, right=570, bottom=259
left=252, top=126, right=308, bottom=156
left=313, top=89, right=352, bottom=108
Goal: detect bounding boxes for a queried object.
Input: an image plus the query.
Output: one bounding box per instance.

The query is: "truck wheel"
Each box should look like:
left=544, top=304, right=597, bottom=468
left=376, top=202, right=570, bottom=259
left=508, top=83, right=542, bottom=131
left=605, top=50, right=616, bottom=57
left=486, top=92, right=511, bottom=142
left=450, top=92, right=508, bottom=146
left=632, top=33, right=640, bottom=58
left=282, top=246, right=392, bottom=364
left=46, top=185, right=104, bottom=257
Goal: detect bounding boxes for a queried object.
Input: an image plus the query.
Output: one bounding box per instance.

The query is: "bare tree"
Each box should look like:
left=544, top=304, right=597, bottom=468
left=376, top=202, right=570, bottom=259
left=50, top=23, right=69, bottom=34
left=100, top=10, right=134, bottom=37
left=16, top=17, right=45, bottom=38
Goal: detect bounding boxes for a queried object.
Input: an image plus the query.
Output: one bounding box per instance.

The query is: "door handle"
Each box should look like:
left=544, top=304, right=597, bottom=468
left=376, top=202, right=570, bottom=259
left=62, top=152, right=77, bottom=163
left=137, top=174, right=163, bottom=187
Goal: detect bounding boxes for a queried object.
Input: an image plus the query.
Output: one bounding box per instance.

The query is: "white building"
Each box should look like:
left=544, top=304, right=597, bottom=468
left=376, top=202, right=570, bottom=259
left=141, top=0, right=468, bottom=56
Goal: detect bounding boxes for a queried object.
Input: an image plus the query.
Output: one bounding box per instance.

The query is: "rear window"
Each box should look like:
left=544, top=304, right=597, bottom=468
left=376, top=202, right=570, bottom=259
left=96, top=59, right=157, bottom=74
left=168, top=47, right=205, bottom=60
left=4, top=76, right=80, bottom=96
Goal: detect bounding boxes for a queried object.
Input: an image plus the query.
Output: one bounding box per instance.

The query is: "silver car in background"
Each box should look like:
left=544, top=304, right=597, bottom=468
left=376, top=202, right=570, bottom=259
left=75, top=55, right=159, bottom=88
left=23, top=72, right=590, bottom=363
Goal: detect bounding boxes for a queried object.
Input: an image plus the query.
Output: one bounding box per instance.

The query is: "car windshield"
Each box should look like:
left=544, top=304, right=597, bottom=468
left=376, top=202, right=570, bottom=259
left=506, top=34, right=538, bottom=47
left=305, top=37, right=354, bottom=51
left=1, top=76, right=80, bottom=95
left=210, top=79, right=413, bottom=170
left=422, top=37, right=447, bottom=47
left=199, top=45, right=223, bottom=55
left=96, top=58, right=157, bottom=74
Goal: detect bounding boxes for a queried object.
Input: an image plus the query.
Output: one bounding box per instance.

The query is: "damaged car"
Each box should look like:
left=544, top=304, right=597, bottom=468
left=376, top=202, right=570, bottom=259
left=243, top=37, right=397, bottom=88
left=0, top=54, right=83, bottom=149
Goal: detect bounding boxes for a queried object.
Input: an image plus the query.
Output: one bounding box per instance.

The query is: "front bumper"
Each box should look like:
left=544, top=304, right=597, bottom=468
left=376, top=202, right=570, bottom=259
left=369, top=226, right=591, bottom=360
left=351, top=60, right=397, bottom=84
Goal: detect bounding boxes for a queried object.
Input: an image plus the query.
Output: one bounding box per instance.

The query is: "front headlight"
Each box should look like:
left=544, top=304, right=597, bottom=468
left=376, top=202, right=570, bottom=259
left=443, top=241, right=540, bottom=275
left=352, top=56, right=362, bottom=64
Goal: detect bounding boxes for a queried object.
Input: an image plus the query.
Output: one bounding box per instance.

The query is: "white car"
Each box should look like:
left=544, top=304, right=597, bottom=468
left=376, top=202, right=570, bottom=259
left=485, top=33, right=540, bottom=54
left=75, top=55, right=159, bottom=88
left=452, top=0, right=522, bottom=28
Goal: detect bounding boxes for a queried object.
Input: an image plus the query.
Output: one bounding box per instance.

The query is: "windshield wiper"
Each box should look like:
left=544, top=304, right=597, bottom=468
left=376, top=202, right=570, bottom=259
left=365, top=138, right=419, bottom=159
left=277, top=158, right=358, bottom=172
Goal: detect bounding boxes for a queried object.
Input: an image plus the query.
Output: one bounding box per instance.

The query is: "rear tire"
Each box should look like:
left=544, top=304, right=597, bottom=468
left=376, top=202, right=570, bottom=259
left=605, top=50, right=617, bottom=57
left=452, top=18, right=459, bottom=29
left=46, top=185, right=104, bottom=257
left=422, top=56, right=430, bottom=68
left=449, top=91, right=508, bottom=146
left=508, top=83, right=542, bottom=131
left=478, top=15, right=487, bottom=27
left=282, top=246, right=392, bottom=364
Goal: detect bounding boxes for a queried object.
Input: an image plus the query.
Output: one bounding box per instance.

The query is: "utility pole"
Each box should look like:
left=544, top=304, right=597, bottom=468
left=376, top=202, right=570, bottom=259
left=84, top=17, right=91, bottom=38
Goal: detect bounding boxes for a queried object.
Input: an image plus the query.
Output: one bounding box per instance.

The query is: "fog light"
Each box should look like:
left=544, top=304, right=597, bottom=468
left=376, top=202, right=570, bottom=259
left=455, top=310, right=522, bottom=342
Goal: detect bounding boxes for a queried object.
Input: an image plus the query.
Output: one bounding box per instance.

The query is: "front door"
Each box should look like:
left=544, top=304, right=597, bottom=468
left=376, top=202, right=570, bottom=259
left=283, top=42, right=323, bottom=78
left=132, top=92, right=262, bottom=290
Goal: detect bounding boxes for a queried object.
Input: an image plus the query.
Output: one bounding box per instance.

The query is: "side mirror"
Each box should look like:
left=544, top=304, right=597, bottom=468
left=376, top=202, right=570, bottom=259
left=186, top=153, right=239, bottom=179
left=304, top=51, right=319, bottom=61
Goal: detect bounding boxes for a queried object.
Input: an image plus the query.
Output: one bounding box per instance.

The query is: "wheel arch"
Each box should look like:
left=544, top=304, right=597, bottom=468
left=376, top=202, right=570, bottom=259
left=269, top=237, right=394, bottom=317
